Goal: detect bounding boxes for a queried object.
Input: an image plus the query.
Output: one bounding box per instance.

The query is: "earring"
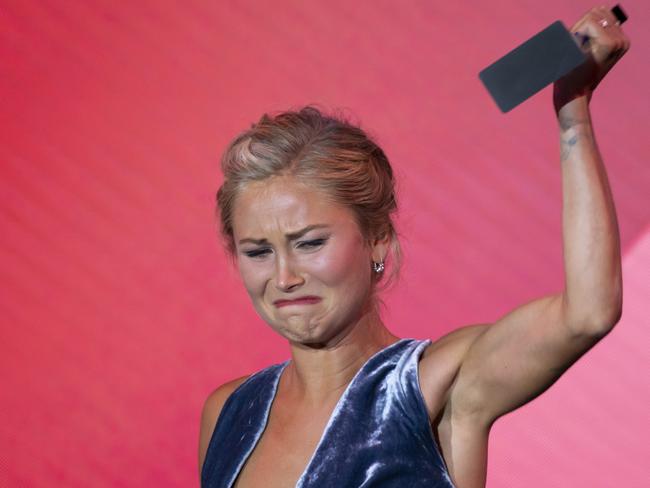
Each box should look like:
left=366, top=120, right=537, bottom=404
left=372, top=260, right=385, bottom=273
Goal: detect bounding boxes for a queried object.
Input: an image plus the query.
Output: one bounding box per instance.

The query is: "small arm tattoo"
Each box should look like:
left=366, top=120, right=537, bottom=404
left=560, top=134, right=579, bottom=161
left=558, top=116, right=593, bottom=162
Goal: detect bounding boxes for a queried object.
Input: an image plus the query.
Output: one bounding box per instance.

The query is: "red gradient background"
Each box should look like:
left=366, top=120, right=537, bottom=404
left=1, top=1, right=648, bottom=486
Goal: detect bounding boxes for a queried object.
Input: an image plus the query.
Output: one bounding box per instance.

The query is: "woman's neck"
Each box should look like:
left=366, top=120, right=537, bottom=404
left=282, top=309, right=400, bottom=405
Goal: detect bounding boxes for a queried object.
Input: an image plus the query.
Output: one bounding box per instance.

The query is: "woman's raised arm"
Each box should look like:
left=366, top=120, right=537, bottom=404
left=554, top=5, right=629, bottom=333
left=419, top=5, right=631, bottom=435
left=417, top=12, right=631, bottom=486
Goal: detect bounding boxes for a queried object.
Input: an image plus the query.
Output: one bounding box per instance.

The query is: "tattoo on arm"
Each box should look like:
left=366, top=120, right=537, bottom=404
left=558, top=116, right=593, bottom=162
left=560, top=134, right=579, bottom=161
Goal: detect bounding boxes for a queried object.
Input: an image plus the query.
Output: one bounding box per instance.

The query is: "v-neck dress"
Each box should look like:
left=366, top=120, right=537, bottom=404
left=201, top=338, right=456, bottom=487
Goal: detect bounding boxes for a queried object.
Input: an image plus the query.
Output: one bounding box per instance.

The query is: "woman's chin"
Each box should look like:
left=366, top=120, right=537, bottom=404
left=273, top=320, right=338, bottom=346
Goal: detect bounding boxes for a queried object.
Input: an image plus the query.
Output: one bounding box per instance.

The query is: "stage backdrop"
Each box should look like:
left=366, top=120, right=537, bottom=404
left=1, top=1, right=648, bottom=486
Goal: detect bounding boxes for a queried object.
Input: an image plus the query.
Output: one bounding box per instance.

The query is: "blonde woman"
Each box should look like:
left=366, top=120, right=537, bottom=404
left=199, top=6, right=629, bottom=487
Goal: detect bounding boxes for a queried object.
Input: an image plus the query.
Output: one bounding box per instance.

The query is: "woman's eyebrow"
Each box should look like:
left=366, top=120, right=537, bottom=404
left=238, top=224, right=330, bottom=245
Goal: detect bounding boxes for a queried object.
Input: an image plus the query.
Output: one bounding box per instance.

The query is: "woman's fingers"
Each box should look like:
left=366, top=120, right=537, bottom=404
left=573, top=6, right=630, bottom=61
left=553, top=5, right=630, bottom=109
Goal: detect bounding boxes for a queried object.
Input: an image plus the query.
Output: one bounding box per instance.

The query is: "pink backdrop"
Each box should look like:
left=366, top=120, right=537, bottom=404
left=1, top=1, right=648, bottom=486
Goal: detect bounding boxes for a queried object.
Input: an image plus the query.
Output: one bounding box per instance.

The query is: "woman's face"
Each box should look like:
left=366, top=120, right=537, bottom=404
left=232, top=175, right=385, bottom=345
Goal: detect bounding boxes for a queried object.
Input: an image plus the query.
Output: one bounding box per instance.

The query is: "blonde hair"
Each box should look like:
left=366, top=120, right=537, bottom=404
left=216, top=105, right=402, bottom=301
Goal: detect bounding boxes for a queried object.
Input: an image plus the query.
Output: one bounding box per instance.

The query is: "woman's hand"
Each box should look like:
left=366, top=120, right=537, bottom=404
left=553, top=5, right=630, bottom=117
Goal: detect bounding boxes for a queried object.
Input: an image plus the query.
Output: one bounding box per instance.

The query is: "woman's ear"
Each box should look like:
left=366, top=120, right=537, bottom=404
left=370, top=231, right=391, bottom=263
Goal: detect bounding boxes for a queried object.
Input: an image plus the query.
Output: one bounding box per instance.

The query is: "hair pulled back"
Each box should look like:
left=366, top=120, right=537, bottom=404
left=216, top=105, right=402, bottom=296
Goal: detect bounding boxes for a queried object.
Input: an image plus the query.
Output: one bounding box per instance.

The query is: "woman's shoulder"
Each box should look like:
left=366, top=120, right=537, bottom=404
left=417, top=324, right=491, bottom=422
left=198, top=374, right=252, bottom=475
left=201, top=360, right=288, bottom=419
left=198, top=360, right=288, bottom=474
left=202, top=375, right=252, bottom=420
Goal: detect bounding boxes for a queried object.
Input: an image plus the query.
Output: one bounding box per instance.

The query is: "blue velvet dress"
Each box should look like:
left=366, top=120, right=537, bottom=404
left=201, top=338, right=456, bottom=487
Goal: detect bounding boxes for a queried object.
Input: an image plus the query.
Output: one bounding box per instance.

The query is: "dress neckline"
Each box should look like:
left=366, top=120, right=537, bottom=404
left=230, top=337, right=412, bottom=488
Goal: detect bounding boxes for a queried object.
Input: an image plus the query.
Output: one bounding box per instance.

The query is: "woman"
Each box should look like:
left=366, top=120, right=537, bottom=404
left=199, top=6, right=629, bottom=487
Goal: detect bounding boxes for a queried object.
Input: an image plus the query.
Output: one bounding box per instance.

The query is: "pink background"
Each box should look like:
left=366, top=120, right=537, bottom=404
left=1, top=1, right=648, bottom=486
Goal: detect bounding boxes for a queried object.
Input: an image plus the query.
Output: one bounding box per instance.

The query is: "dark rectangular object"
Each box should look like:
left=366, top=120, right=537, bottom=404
left=479, top=21, right=587, bottom=113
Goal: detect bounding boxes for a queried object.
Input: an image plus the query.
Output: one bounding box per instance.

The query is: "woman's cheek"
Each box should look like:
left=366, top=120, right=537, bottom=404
left=238, top=261, right=269, bottom=295
left=307, top=244, right=365, bottom=285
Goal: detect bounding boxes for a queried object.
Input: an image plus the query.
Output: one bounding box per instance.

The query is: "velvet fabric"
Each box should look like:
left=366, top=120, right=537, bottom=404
left=201, top=338, right=456, bottom=487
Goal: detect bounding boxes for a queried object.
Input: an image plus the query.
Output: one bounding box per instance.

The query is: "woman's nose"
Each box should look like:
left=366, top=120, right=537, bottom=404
left=274, top=256, right=304, bottom=291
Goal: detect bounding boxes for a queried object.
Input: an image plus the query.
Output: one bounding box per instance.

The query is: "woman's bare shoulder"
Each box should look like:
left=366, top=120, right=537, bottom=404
left=418, top=324, right=491, bottom=421
left=198, top=374, right=252, bottom=476
left=202, top=375, right=252, bottom=418
left=422, top=323, right=491, bottom=359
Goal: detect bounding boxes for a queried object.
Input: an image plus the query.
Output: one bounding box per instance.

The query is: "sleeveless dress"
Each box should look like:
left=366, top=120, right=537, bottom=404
left=201, top=338, right=456, bottom=487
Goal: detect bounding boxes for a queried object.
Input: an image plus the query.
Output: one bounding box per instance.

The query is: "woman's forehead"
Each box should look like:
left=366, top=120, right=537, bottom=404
left=233, top=178, right=354, bottom=236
